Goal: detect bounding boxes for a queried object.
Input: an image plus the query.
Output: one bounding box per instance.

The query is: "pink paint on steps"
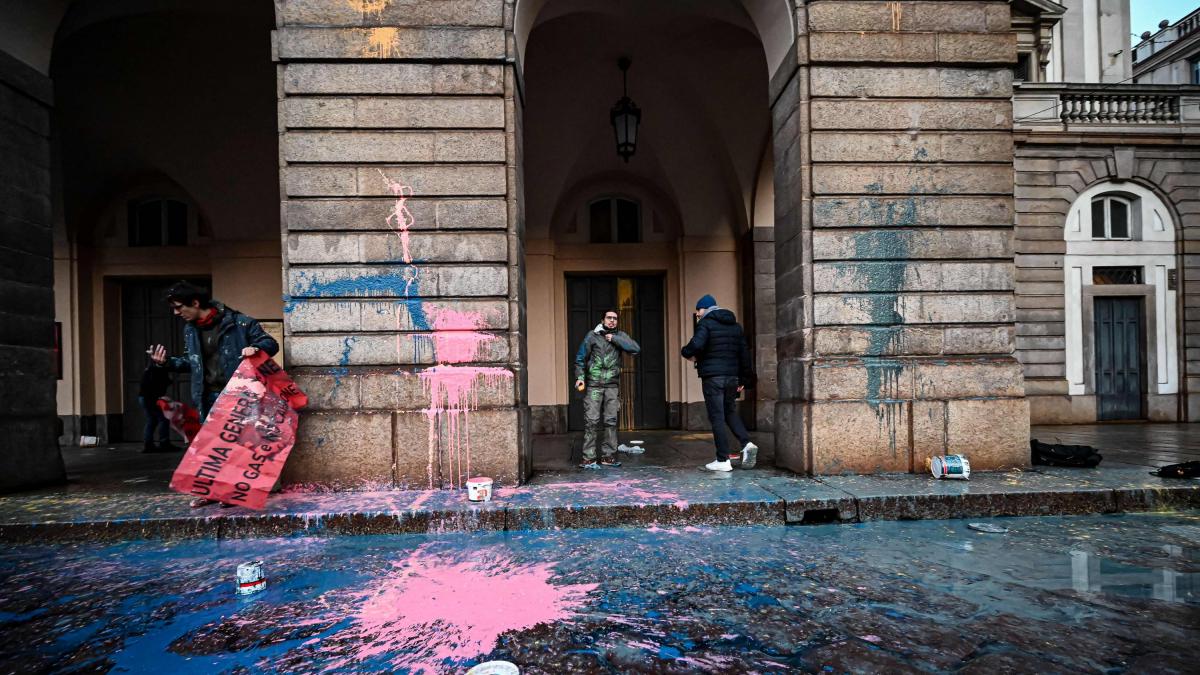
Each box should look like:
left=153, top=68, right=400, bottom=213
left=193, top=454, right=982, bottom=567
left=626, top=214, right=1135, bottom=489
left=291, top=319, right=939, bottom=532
left=320, top=545, right=597, bottom=673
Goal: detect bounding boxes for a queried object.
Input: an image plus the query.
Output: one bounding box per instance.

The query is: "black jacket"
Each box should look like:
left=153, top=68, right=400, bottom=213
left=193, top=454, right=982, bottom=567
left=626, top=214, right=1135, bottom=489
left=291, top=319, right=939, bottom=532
left=681, top=308, right=754, bottom=386
left=138, top=365, right=171, bottom=399
left=574, top=327, right=640, bottom=387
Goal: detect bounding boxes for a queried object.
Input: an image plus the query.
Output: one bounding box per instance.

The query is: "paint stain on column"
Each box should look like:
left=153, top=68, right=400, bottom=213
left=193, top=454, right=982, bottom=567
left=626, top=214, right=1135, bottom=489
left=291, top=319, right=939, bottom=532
left=363, top=27, right=401, bottom=59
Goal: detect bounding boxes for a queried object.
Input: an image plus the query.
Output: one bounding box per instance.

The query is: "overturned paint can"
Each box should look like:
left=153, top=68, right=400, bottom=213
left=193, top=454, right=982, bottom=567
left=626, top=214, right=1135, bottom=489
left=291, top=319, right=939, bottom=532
left=931, top=454, right=971, bottom=480
left=235, top=560, right=267, bottom=595
left=466, top=477, right=493, bottom=502
left=466, top=661, right=519, bottom=675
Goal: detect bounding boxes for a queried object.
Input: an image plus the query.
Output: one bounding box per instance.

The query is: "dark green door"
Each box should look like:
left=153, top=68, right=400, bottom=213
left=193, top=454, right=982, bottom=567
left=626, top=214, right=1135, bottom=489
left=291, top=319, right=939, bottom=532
left=566, top=275, right=666, bottom=431
left=1094, top=296, right=1144, bottom=421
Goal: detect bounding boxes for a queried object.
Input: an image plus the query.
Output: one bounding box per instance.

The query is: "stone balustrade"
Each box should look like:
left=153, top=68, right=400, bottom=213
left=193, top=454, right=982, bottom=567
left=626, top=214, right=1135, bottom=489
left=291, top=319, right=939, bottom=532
left=1014, top=83, right=1200, bottom=132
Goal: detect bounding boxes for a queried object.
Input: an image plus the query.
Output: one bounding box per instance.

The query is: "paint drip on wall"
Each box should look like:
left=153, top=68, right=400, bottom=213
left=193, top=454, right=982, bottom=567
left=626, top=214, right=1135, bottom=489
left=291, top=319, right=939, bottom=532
left=376, top=172, right=513, bottom=489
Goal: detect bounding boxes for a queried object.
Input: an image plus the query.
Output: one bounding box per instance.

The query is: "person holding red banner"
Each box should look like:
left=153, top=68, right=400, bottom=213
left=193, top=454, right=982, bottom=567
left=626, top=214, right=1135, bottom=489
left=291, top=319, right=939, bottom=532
left=148, top=281, right=280, bottom=507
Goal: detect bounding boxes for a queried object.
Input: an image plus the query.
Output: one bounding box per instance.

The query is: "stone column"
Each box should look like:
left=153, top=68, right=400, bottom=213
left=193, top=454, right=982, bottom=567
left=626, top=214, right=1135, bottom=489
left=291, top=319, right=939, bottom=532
left=774, top=1, right=1028, bottom=474
left=274, top=0, right=526, bottom=489
left=0, top=50, right=65, bottom=491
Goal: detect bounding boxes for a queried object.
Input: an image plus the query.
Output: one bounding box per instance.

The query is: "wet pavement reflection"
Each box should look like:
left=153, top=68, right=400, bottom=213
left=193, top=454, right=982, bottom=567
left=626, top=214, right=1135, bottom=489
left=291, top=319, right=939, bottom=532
left=0, top=512, right=1196, bottom=673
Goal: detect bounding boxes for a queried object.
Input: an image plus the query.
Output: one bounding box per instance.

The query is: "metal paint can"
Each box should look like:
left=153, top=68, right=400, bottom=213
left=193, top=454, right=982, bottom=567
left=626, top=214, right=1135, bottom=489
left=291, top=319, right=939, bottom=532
left=466, top=477, right=493, bottom=502
left=930, top=454, right=971, bottom=480
left=236, top=560, right=267, bottom=595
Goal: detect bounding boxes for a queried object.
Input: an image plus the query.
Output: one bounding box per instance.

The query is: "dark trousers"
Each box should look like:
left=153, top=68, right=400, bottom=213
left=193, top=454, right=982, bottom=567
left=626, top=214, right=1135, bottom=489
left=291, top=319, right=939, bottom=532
left=582, top=386, right=620, bottom=461
left=200, top=390, right=221, bottom=423
left=138, top=396, right=170, bottom=444
left=701, top=375, right=750, bottom=461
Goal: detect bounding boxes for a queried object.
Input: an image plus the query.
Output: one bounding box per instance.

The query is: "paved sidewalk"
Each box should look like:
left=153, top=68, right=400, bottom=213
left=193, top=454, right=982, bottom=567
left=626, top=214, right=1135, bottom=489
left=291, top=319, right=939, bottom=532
left=1, top=463, right=1196, bottom=542
left=2, top=423, right=1196, bottom=542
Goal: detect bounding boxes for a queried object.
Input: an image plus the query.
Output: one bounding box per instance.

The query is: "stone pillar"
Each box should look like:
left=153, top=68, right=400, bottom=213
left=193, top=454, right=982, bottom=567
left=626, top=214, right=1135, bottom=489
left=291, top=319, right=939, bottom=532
left=752, top=226, right=777, bottom=430
left=274, top=0, right=526, bottom=489
left=0, top=50, right=65, bottom=492
left=774, top=1, right=1029, bottom=474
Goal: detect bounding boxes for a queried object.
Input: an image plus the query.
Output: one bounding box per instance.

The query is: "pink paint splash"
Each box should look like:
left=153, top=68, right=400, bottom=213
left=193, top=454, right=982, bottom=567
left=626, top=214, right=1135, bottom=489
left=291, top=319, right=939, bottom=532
left=511, top=478, right=689, bottom=509
left=317, top=546, right=597, bottom=673
left=379, top=169, right=415, bottom=264
left=429, top=308, right=494, bottom=364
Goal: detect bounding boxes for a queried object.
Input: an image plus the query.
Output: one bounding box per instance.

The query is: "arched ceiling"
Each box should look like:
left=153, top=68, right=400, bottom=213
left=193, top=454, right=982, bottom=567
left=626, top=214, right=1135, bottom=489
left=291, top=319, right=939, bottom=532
left=522, top=0, right=772, bottom=241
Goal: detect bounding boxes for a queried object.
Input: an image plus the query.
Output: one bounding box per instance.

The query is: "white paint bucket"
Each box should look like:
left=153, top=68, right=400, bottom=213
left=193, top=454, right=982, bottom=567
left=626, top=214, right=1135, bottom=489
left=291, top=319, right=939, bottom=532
left=466, top=477, right=493, bottom=502
left=931, top=454, right=970, bottom=480
left=236, top=560, right=267, bottom=595
left=466, top=661, right=519, bottom=675
left=79, top=436, right=99, bottom=447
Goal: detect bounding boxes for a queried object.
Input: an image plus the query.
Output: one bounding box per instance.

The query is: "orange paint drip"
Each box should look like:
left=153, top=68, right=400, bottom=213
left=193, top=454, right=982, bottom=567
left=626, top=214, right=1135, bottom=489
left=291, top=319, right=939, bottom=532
left=348, top=0, right=389, bottom=22
left=363, top=27, right=401, bottom=59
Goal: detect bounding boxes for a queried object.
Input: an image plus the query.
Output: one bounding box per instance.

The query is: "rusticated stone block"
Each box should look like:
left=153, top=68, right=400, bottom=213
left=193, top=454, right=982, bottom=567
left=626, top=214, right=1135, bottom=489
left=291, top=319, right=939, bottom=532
left=943, top=325, right=1015, bottom=354
left=812, top=164, right=1014, bottom=195
left=810, top=66, right=1012, bottom=98
left=813, top=196, right=1013, bottom=227
left=288, top=265, right=508, bottom=298
left=812, top=261, right=1013, bottom=293
left=284, top=131, right=435, bottom=163
left=913, top=358, right=1025, bottom=399
left=275, top=27, right=505, bottom=60
left=936, top=33, right=1015, bottom=63
left=811, top=359, right=915, bottom=401
left=291, top=368, right=362, bottom=410
left=771, top=401, right=807, bottom=474
left=394, top=411, right=437, bottom=490
left=282, top=63, right=503, bottom=95
left=912, top=400, right=947, bottom=459
left=284, top=165, right=506, bottom=197
left=284, top=198, right=507, bottom=231
left=285, top=412, right=394, bottom=487
left=813, top=293, right=1015, bottom=325
left=277, top=0, right=505, bottom=27
left=807, top=2, right=1009, bottom=33
left=358, top=367, right=515, bottom=410
left=810, top=401, right=911, bottom=473
left=288, top=232, right=508, bottom=264
left=451, top=408, right=521, bottom=486
left=810, top=32, right=935, bottom=63
left=810, top=132, right=1011, bottom=163
left=282, top=96, right=505, bottom=129
left=945, top=397, right=1030, bottom=469
left=811, top=100, right=1011, bottom=130
left=813, top=229, right=1012, bottom=260
left=288, top=331, right=510, bottom=366
left=813, top=326, right=944, bottom=356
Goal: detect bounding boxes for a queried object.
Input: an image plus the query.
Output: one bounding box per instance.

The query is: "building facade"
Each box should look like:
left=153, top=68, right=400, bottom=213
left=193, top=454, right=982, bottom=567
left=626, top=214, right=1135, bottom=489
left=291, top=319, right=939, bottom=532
left=1012, top=1, right=1200, bottom=423
left=3, top=0, right=1053, bottom=491
left=1133, top=7, right=1200, bottom=85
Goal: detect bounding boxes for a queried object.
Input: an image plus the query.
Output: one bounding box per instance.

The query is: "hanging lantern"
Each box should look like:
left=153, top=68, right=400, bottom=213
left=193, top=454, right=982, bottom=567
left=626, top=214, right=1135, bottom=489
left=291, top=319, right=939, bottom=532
left=610, top=57, right=641, bottom=162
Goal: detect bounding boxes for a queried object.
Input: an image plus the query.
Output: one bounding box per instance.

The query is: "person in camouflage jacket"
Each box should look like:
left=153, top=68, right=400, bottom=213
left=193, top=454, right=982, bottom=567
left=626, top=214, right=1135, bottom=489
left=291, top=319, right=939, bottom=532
left=573, top=309, right=640, bottom=468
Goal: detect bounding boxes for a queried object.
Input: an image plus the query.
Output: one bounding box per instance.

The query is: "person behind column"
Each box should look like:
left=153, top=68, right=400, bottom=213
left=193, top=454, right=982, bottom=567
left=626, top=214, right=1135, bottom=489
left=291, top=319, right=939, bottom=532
left=147, top=280, right=279, bottom=506
left=137, top=358, right=177, bottom=453
left=573, top=309, right=641, bottom=469
left=681, top=294, right=758, bottom=472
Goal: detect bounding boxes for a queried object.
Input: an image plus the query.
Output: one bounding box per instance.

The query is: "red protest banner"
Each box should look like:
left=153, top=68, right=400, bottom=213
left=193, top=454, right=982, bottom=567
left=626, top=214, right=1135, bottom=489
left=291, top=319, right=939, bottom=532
left=169, top=352, right=308, bottom=509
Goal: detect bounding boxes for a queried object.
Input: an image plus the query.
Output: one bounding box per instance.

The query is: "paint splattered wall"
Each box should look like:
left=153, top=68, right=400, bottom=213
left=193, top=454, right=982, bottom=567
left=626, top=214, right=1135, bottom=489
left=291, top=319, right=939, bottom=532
left=275, top=0, right=524, bottom=489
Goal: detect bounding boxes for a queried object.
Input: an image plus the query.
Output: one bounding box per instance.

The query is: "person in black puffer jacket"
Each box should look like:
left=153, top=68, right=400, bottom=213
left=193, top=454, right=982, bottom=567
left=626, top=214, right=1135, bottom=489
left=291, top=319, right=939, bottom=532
left=681, top=294, right=757, bottom=472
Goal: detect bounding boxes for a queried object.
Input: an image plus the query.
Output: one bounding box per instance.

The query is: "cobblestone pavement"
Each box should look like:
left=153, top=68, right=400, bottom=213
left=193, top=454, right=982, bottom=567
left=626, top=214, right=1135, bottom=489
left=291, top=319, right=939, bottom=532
left=0, top=512, right=1196, bottom=673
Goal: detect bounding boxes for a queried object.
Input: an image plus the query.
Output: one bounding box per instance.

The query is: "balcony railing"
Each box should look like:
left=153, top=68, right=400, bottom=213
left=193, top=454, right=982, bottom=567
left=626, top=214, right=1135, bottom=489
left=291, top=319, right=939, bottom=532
left=1014, top=83, right=1200, bottom=133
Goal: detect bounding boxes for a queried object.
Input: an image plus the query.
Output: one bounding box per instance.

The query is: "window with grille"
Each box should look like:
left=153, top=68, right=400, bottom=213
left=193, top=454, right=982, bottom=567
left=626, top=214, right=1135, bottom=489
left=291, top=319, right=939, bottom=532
left=1093, top=266, right=1143, bottom=285
left=588, top=197, right=641, bottom=243
left=1013, top=52, right=1032, bottom=82
left=1090, top=195, right=1131, bottom=240
left=128, top=197, right=189, bottom=247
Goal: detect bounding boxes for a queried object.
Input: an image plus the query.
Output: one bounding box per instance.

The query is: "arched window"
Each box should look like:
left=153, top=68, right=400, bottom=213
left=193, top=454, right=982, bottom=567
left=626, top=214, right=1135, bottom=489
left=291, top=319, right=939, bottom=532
left=1090, top=195, right=1132, bottom=240
left=127, top=197, right=189, bottom=247
left=588, top=197, right=641, bottom=243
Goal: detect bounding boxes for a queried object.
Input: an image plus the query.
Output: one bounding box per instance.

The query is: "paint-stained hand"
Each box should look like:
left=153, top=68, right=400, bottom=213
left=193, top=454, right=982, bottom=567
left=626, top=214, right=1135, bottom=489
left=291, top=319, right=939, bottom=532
left=241, top=347, right=260, bottom=358
left=148, top=344, right=167, bottom=365
left=575, top=379, right=585, bottom=392
left=605, top=334, right=613, bottom=342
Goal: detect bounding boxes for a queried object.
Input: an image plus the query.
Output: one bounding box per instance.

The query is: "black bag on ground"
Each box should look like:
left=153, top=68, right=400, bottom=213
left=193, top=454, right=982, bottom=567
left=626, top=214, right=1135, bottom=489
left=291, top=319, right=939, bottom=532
left=1030, top=439, right=1103, bottom=468
left=1149, top=461, right=1200, bottom=479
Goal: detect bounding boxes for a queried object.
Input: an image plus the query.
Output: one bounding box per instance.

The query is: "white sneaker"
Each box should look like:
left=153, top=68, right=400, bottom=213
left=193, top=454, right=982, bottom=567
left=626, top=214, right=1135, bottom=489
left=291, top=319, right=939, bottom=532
left=704, top=460, right=733, bottom=472
left=741, top=442, right=759, bottom=469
